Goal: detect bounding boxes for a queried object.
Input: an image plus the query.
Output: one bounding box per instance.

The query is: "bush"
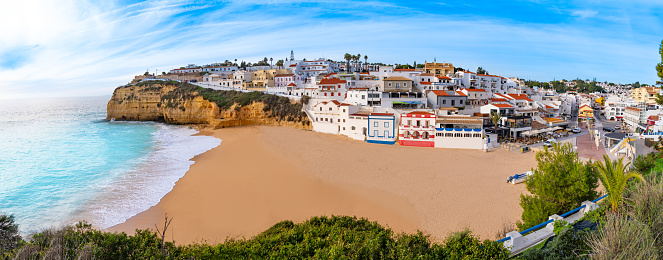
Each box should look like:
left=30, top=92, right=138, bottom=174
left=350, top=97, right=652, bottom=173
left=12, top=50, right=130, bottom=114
left=632, top=153, right=657, bottom=175
left=4, top=216, right=511, bottom=259
left=587, top=214, right=659, bottom=259
left=520, top=224, right=594, bottom=260
left=0, top=214, right=21, bottom=254
left=517, top=143, right=599, bottom=230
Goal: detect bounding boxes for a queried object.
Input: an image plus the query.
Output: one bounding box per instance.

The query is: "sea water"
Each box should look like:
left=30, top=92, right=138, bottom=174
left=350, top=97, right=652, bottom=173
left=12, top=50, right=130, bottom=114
left=0, top=96, right=220, bottom=235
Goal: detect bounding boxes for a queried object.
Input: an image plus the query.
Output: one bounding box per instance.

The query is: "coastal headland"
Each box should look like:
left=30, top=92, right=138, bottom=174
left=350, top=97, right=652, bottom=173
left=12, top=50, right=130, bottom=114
left=108, top=126, right=536, bottom=245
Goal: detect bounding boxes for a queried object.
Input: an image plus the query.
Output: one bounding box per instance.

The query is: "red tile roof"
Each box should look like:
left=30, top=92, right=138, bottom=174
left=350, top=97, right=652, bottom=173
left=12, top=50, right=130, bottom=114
left=431, top=90, right=449, bottom=96
left=492, top=104, right=514, bottom=108
left=419, top=81, right=432, bottom=85
left=462, top=88, right=485, bottom=92
left=507, top=94, right=533, bottom=102
left=319, top=78, right=347, bottom=85
left=287, top=82, right=297, bottom=86
left=436, top=76, right=452, bottom=79
left=407, top=111, right=435, bottom=115
left=490, top=98, right=508, bottom=102
left=455, top=91, right=467, bottom=96
left=289, top=64, right=297, bottom=67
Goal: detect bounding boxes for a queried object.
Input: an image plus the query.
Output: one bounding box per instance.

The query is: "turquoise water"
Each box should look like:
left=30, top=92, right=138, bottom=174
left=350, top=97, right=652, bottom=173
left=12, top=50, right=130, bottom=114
left=0, top=96, right=220, bottom=234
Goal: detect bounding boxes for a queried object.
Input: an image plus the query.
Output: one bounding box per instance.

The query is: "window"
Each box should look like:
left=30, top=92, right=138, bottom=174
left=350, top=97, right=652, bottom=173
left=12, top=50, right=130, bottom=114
left=384, top=122, right=389, bottom=127
left=343, top=127, right=345, bottom=130
left=416, top=120, right=421, bottom=127
left=451, top=100, right=455, bottom=106
left=388, top=82, right=392, bottom=87
left=443, top=100, right=446, bottom=104
left=362, top=95, right=365, bottom=100
left=338, top=119, right=340, bottom=122
left=343, top=109, right=346, bottom=112
left=319, top=107, right=322, bottom=111
left=404, top=83, right=407, bottom=87
left=404, top=131, right=410, bottom=138
left=396, top=83, right=400, bottom=88
left=343, top=119, right=346, bottom=122
left=351, top=126, right=356, bottom=130
left=374, top=122, right=378, bottom=127
left=424, top=132, right=429, bottom=139
left=329, top=107, right=332, bottom=111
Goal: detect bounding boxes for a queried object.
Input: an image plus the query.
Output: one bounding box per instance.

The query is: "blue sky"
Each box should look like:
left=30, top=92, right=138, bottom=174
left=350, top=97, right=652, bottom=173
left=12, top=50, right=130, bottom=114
left=1, top=0, right=662, bottom=99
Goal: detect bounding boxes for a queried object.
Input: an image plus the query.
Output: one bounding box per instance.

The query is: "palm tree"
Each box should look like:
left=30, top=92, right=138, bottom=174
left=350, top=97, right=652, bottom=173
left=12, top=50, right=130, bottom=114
left=344, top=53, right=352, bottom=72
left=364, top=55, right=368, bottom=71
left=356, top=53, right=361, bottom=72
left=490, top=111, right=502, bottom=140
left=270, top=57, right=273, bottom=68
left=234, top=59, right=237, bottom=66
left=594, top=155, right=645, bottom=212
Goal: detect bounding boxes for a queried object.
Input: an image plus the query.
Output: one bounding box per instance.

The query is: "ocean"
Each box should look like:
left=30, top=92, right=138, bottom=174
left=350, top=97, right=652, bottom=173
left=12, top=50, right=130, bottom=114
left=0, top=96, right=220, bottom=235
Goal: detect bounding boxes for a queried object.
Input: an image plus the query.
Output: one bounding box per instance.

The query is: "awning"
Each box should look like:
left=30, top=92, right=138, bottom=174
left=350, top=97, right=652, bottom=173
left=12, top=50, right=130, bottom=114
left=392, top=101, right=408, bottom=105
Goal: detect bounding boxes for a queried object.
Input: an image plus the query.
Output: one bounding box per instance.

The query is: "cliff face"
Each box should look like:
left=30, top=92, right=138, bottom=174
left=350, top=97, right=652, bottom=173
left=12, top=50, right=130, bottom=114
left=107, top=83, right=311, bottom=130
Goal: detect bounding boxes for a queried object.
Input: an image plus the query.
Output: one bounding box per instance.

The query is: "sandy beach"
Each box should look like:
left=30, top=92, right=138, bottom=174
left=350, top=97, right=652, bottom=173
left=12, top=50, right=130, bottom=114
left=108, top=126, right=537, bottom=244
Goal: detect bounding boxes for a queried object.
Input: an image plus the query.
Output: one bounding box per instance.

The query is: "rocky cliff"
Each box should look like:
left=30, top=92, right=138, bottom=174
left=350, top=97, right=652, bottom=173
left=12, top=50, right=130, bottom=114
left=107, top=82, right=311, bottom=130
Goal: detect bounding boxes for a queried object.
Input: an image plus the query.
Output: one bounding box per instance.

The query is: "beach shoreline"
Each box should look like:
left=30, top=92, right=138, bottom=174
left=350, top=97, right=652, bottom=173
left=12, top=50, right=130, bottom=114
left=108, top=126, right=536, bottom=245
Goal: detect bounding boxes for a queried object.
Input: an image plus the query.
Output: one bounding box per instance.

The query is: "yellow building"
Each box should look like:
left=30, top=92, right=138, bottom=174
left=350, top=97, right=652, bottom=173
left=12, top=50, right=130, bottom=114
left=579, top=104, right=594, bottom=118
left=631, top=87, right=659, bottom=103
left=246, top=69, right=289, bottom=91
left=424, top=62, right=454, bottom=76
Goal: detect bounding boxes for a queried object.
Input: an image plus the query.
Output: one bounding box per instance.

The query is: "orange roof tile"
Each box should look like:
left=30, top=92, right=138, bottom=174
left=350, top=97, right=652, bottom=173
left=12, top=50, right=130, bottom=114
left=431, top=90, right=449, bottom=96
left=462, top=88, right=485, bottom=92
left=287, top=82, right=297, bottom=86
left=383, top=76, right=412, bottom=81
left=420, top=81, right=432, bottom=85
left=492, top=104, right=514, bottom=108
left=319, top=78, right=347, bottom=85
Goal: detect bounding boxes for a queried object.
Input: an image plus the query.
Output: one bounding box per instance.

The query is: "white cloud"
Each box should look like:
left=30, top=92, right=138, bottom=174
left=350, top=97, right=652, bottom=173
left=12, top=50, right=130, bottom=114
left=0, top=0, right=660, bottom=99
left=571, top=9, right=598, bottom=18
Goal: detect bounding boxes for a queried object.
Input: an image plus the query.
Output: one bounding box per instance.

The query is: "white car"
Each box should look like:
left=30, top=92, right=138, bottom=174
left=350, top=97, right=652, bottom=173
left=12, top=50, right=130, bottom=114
left=571, top=127, right=581, bottom=133
left=544, top=139, right=557, bottom=147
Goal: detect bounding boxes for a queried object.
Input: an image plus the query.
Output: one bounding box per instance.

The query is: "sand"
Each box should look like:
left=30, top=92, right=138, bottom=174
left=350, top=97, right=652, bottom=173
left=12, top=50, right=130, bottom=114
left=108, top=126, right=537, bottom=245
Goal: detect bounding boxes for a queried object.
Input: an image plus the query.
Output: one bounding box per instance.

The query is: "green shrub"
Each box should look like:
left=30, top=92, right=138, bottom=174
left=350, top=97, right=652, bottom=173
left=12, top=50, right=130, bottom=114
left=517, top=143, right=599, bottom=230
left=4, top=216, right=510, bottom=259
left=0, top=214, right=21, bottom=254
left=587, top=214, right=659, bottom=260
left=520, top=224, right=593, bottom=260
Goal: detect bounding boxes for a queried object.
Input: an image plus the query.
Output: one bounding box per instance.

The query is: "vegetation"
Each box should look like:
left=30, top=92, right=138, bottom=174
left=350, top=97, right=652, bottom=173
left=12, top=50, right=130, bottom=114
left=631, top=152, right=657, bottom=174
left=544, top=80, right=604, bottom=93
left=593, top=155, right=644, bottom=212
left=0, top=215, right=21, bottom=254
left=476, top=67, right=488, bottom=75
left=519, top=222, right=595, bottom=260
left=517, top=143, right=599, bottom=230
left=1, top=216, right=510, bottom=259
left=656, top=40, right=663, bottom=105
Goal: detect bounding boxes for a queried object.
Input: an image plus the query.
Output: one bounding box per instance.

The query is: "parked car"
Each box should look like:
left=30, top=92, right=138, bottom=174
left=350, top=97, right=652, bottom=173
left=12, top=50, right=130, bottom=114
left=571, top=127, right=581, bottom=133
left=603, top=127, right=615, bottom=132
left=615, top=126, right=621, bottom=130
left=544, top=138, right=557, bottom=147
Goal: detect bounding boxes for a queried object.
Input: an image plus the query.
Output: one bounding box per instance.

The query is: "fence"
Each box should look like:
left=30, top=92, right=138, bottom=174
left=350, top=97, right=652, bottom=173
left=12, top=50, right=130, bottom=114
left=497, top=194, right=607, bottom=255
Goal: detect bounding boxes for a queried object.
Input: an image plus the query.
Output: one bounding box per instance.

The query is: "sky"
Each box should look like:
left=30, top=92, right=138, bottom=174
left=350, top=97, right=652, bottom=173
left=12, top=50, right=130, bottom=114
left=1, top=0, right=662, bottom=99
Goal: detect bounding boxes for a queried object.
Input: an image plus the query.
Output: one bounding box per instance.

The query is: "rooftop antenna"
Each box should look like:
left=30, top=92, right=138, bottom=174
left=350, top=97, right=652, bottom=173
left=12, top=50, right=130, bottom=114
left=434, top=57, right=436, bottom=63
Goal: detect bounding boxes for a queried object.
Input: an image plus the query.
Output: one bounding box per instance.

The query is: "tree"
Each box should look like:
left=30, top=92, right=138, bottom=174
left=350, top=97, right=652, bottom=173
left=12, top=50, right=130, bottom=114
left=276, top=59, right=284, bottom=68
left=270, top=57, right=273, bottom=68
left=517, top=143, right=599, bottom=230
left=454, top=67, right=465, bottom=73
left=490, top=111, right=501, bottom=138
left=477, top=67, right=487, bottom=75
left=0, top=214, right=21, bottom=252
left=356, top=53, right=361, bottom=72
left=344, top=53, right=352, bottom=72
left=364, top=55, right=368, bottom=71
left=594, top=155, right=644, bottom=212
left=234, top=58, right=237, bottom=66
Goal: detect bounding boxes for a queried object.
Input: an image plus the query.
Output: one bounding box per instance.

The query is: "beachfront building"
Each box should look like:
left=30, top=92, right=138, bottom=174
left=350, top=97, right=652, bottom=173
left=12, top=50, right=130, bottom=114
left=367, top=113, right=397, bottom=144
left=311, top=100, right=345, bottom=134
left=338, top=105, right=368, bottom=141
left=624, top=106, right=646, bottom=132
left=427, top=90, right=467, bottom=109
left=169, top=64, right=203, bottom=74
left=232, top=71, right=253, bottom=89
left=399, top=111, right=436, bottom=147
left=434, top=116, right=488, bottom=149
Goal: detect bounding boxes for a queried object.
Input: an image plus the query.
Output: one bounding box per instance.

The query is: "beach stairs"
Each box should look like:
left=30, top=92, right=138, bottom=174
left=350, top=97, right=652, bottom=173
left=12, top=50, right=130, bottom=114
left=499, top=199, right=603, bottom=256
left=609, top=136, right=635, bottom=155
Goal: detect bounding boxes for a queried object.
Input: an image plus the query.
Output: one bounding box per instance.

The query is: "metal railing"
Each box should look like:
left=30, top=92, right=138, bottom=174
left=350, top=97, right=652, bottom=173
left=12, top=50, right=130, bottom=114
left=495, top=194, right=608, bottom=243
